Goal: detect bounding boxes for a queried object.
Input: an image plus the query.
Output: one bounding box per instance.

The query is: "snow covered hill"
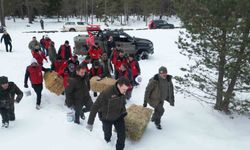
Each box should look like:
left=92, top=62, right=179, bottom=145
left=0, top=18, right=250, bottom=150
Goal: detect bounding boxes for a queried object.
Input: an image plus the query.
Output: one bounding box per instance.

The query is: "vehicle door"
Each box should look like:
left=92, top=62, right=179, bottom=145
left=115, top=32, right=136, bottom=54
left=77, top=22, right=87, bottom=31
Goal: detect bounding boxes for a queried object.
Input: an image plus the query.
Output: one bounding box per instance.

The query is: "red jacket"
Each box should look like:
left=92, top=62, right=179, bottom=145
left=111, top=49, right=118, bottom=64
left=90, top=67, right=103, bottom=78
left=58, top=45, right=72, bottom=60
left=114, top=57, right=127, bottom=71
left=88, top=46, right=103, bottom=60
left=26, top=65, right=43, bottom=85
left=53, top=60, right=66, bottom=73
left=32, top=51, right=47, bottom=66
left=128, top=60, right=140, bottom=77
left=117, top=69, right=133, bottom=91
left=44, top=38, right=51, bottom=49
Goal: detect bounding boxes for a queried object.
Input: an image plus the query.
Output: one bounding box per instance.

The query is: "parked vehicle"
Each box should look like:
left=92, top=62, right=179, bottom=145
left=74, top=29, right=154, bottom=60
left=62, top=21, right=100, bottom=32
left=148, top=20, right=174, bottom=29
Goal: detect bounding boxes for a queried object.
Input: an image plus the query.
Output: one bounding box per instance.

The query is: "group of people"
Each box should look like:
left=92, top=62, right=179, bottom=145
left=0, top=33, right=175, bottom=150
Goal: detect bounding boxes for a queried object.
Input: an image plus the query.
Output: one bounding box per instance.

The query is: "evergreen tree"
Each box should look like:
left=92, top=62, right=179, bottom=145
left=174, top=0, right=250, bottom=112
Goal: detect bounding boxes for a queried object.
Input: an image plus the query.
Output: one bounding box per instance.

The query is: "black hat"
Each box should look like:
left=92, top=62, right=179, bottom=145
left=0, top=76, right=8, bottom=85
left=65, top=40, right=69, bottom=44
left=159, top=66, right=167, bottom=74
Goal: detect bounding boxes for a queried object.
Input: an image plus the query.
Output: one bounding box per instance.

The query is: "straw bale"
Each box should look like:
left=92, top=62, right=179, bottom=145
left=44, top=71, right=65, bottom=95
left=125, top=104, right=153, bottom=141
left=90, top=76, right=116, bottom=93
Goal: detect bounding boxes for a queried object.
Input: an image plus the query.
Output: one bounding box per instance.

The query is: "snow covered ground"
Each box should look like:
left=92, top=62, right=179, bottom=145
left=0, top=18, right=250, bottom=150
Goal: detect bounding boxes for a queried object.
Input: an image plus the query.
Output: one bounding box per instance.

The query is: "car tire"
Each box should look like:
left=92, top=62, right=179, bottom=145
left=139, top=51, right=149, bottom=60
left=69, top=28, right=76, bottom=32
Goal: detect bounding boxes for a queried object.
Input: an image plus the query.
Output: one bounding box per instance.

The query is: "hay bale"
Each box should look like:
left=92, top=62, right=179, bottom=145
left=44, top=71, right=65, bottom=95
left=90, top=76, right=116, bottom=93
left=125, top=104, right=153, bottom=141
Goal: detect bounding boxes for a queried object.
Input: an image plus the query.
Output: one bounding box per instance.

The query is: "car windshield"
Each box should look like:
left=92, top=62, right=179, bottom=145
left=77, top=22, right=86, bottom=25
left=65, top=22, right=75, bottom=25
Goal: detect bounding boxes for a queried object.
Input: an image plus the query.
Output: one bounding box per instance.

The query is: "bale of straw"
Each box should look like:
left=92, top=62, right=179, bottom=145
left=90, top=76, right=116, bottom=93
left=125, top=104, right=153, bottom=141
left=44, top=71, right=65, bottom=95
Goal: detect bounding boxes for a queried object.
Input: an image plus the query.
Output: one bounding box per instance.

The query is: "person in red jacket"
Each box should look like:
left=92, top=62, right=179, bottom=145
left=58, top=40, right=72, bottom=61
left=89, top=61, right=103, bottom=97
left=110, top=44, right=122, bottom=65
left=80, top=55, right=91, bottom=73
left=114, top=50, right=127, bottom=79
left=88, top=43, right=103, bottom=62
left=127, top=54, right=141, bottom=86
left=44, top=35, right=51, bottom=56
left=51, top=55, right=66, bottom=73
left=117, top=64, right=133, bottom=100
left=32, top=45, right=48, bottom=66
left=24, top=58, right=49, bottom=110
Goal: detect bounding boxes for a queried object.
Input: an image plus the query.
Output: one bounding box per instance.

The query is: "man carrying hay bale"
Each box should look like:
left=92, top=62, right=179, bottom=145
left=143, top=66, right=175, bottom=130
left=86, top=77, right=130, bottom=150
left=65, top=65, right=93, bottom=124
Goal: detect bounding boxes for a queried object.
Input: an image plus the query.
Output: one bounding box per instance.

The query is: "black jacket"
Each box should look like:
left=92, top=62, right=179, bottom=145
left=0, top=82, right=23, bottom=108
left=87, top=83, right=127, bottom=125
left=65, top=74, right=91, bottom=107
left=1, top=33, right=12, bottom=44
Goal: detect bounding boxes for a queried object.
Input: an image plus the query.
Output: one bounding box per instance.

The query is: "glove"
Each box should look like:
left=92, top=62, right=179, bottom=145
left=143, top=103, right=147, bottom=107
left=24, top=84, right=28, bottom=88
left=15, top=100, right=19, bottom=104
left=86, top=124, right=93, bottom=131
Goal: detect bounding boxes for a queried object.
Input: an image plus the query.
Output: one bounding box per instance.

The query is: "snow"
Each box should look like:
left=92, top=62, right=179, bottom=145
left=0, top=18, right=250, bottom=150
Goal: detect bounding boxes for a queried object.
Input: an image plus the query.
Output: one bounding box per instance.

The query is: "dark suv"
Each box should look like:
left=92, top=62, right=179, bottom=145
left=74, top=29, right=154, bottom=60
left=148, top=20, right=174, bottom=29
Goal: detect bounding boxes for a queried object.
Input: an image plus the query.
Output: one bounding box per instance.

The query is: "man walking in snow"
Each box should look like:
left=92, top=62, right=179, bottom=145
left=86, top=77, right=130, bottom=150
left=65, top=65, right=93, bottom=124
left=24, top=58, right=50, bottom=110
left=1, top=31, right=12, bottom=52
left=143, top=66, right=175, bottom=129
left=0, top=76, right=23, bottom=128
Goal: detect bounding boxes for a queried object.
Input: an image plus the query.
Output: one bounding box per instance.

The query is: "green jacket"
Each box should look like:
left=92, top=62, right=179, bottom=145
left=144, top=74, right=174, bottom=108
left=87, top=83, right=127, bottom=125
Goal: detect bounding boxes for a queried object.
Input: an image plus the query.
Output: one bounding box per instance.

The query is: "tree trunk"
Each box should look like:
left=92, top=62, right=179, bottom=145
left=0, top=0, right=5, bottom=27
left=25, top=0, right=33, bottom=24
left=215, top=30, right=227, bottom=110
left=222, top=21, right=250, bottom=112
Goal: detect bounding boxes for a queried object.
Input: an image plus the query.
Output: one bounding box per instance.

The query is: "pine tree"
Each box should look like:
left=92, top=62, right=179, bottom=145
left=174, top=0, right=250, bottom=112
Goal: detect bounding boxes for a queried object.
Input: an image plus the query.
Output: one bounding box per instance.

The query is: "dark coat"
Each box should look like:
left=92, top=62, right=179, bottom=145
left=0, top=82, right=23, bottom=108
left=1, top=33, right=12, bottom=44
left=144, top=74, right=174, bottom=108
left=65, top=74, right=91, bottom=107
left=87, top=83, right=127, bottom=125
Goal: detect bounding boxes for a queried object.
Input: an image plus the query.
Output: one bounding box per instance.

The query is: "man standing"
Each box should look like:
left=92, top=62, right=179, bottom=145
left=28, top=36, right=40, bottom=52
left=24, top=58, right=49, bottom=110
left=0, top=76, right=23, bottom=128
left=65, top=65, right=93, bottom=124
left=143, top=66, right=175, bottom=130
left=58, top=40, right=72, bottom=61
left=40, top=19, right=44, bottom=30
left=86, top=77, right=130, bottom=150
left=1, top=31, right=12, bottom=52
